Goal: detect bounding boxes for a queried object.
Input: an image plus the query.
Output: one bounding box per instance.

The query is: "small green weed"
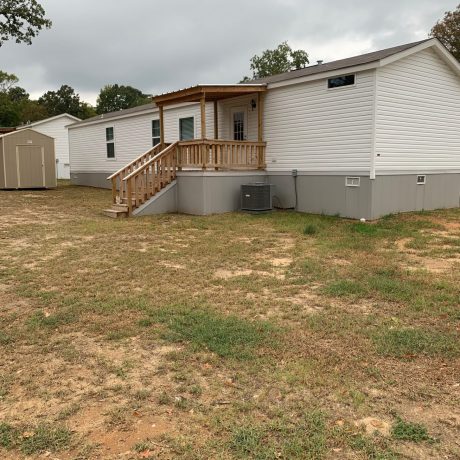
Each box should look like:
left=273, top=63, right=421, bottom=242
left=303, top=224, right=318, bottom=236
left=374, top=328, right=459, bottom=358
left=392, top=417, right=432, bottom=443
left=151, top=306, right=275, bottom=360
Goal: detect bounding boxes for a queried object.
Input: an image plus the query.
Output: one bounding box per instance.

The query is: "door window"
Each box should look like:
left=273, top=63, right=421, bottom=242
left=233, top=111, right=245, bottom=141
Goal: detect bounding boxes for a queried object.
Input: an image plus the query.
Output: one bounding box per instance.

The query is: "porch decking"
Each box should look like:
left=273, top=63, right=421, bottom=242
left=103, top=84, right=268, bottom=217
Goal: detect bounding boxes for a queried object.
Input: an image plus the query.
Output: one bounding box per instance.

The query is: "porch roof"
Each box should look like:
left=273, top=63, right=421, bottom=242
left=153, top=84, right=267, bottom=106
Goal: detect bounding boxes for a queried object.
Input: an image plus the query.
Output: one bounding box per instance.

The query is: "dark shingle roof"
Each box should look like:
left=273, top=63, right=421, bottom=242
left=68, top=39, right=435, bottom=128
left=251, top=39, right=433, bottom=85
left=68, top=103, right=156, bottom=128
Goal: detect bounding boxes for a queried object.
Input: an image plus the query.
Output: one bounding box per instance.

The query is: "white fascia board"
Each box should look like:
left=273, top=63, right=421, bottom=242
left=378, top=40, right=436, bottom=66
left=379, top=39, right=459, bottom=76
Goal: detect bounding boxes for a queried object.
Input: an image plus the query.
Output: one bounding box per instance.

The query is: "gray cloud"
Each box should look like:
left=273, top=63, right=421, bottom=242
left=0, top=0, right=456, bottom=104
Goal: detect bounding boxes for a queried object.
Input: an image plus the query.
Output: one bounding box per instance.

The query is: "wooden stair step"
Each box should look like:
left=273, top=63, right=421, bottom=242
left=112, top=204, right=129, bottom=211
left=102, top=208, right=128, bottom=219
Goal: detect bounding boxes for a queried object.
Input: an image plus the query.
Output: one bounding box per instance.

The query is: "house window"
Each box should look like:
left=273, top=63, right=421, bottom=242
left=179, top=117, right=194, bottom=141
left=417, top=175, right=426, bottom=185
left=345, top=176, right=360, bottom=187
left=152, top=119, right=161, bottom=146
left=328, top=74, right=355, bottom=89
left=106, top=127, right=115, bottom=158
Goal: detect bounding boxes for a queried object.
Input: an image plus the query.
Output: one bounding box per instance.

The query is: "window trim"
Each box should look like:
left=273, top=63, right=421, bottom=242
left=327, top=74, right=356, bottom=90
left=179, top=116, right=195, bottom=141
left=417, top=175, right=426, bottom=185
left=152, top=119, right=161, bottom=146
left=106, top=126, right=115, bottom=160
left=345, top=176, right=361, bottom=187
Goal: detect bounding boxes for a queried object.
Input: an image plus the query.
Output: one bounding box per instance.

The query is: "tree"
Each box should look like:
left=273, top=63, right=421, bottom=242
left=96, top=84, right=151, bottom=114
left=241, top=41, right=309, bottom=81
left=430, top=4, right=460, bottom=61
left=0, top=0, right=52, bottom=46
left=19, top=99, right=48, bottom=123
left=0, top=70, right=19, bottom=92
left=8, top=85, right=28, bottom=102
left=79, top=101, right=97, bottom=119
left=0, top=71, right=21, bottom=125
left=38, top=84, right=83, bottom=118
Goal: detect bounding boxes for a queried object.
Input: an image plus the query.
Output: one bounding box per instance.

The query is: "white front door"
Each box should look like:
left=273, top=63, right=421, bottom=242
left=230, top=107, right=247, bottom=141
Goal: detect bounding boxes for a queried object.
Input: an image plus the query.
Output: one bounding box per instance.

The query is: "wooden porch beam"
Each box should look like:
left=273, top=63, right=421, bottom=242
left=153, top=84, right=267, bottom=106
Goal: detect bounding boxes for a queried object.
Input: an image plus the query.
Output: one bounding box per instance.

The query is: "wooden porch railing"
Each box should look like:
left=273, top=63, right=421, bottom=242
left=105, top=139, right=266, bottom=216
left=122, top=142, right=179, bottom=214
left=107, top=142, right=170, bottom=204
left=177, top=139, right=266, bottom=170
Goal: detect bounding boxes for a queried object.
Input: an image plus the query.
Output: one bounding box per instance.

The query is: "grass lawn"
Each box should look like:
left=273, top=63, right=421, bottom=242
left=0, top=182, right=459, bottom=459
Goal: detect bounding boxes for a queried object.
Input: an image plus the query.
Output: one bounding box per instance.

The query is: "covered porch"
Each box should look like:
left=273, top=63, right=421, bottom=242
left=106, top=84, right=268, bottom=216
left=154, top=84, right=267, bottom=170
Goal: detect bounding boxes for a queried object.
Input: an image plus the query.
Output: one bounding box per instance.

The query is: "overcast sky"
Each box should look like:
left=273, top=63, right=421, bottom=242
left=0, top=0, right=456, bottom=105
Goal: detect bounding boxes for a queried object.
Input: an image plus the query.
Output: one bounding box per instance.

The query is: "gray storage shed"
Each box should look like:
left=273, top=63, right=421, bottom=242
left=0, top=128, right=56, bottom=189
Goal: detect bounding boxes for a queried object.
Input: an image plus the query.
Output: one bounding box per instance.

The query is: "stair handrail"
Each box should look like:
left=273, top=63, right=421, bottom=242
left=107, top=143, right=165, bottom=181
left=123, top=142, right=179, bottom=182
left=122, top=141, right=179, bottom=214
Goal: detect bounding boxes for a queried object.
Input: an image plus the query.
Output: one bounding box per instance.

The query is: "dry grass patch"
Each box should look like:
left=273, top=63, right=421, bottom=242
left=0, top=184, right=459, bottom=458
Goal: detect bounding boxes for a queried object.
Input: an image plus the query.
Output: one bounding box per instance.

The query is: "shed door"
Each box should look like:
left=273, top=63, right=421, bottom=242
left=16, top=145, right=45, bottom=188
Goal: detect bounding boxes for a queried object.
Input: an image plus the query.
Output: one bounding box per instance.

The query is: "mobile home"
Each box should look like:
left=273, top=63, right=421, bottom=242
left=68, top=38, right=460, bottom=219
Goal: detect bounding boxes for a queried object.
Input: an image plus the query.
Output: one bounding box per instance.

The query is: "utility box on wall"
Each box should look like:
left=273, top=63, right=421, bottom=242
left=0, top=128, right=56, bottom=189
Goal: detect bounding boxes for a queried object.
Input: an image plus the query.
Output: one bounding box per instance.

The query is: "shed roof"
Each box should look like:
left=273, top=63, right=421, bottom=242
left=0, top=128, right=54, bottom=140
left=18, top=113, right=81, bottom=129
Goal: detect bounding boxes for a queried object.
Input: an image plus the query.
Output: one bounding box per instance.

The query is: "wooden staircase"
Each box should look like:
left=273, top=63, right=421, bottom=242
left=103, top=142, right=178, bottom=218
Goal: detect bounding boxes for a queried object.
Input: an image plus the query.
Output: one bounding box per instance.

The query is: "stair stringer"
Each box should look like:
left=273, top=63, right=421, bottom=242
left=132, top=180, right=177, bottom=216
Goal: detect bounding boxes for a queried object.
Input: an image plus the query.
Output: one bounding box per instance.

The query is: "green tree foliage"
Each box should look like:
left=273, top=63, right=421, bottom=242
left=241, top=41, right=309, bottom=81
left=0, top=71, right=21, bottom=125
left=79, top=102, right=97, bottom=119
left=19, top=99, right=48, bottom=122
left=8, top=85, right=29, bottom=102
left=430, top=4, right=460, bottom=61
left=38, top=84, right=89, bottom=119
left=0, top=70, right=19, bottom=91
left=0, top=72, right=97, bottom=126
left=0, top=0, right=52, bottom=46
left=96, top=84, right=151, bottom=114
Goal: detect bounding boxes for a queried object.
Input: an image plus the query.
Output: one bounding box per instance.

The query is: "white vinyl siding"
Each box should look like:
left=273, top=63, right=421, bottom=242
left=375, top=47, right=460, bottom=173
left=264, top=70, right=375, bottom=172
left=217, top=95, right=258, bottom=141
left=69, top=103, right=214, bottom=173
left=25, top=115, right=76, bottom=179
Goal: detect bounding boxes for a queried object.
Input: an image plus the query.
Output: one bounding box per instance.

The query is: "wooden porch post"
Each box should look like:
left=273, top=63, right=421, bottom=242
left=200, top=95, right=206, bottom=139
left=257, top=92, right=264, bottom=142
left=213, top=100, right=218, bottom=139
left=257, top=92, right=265, bottom=169
left=159, top=105, right=165, bottom=148
left=200, top=95, right=207, bottom=169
